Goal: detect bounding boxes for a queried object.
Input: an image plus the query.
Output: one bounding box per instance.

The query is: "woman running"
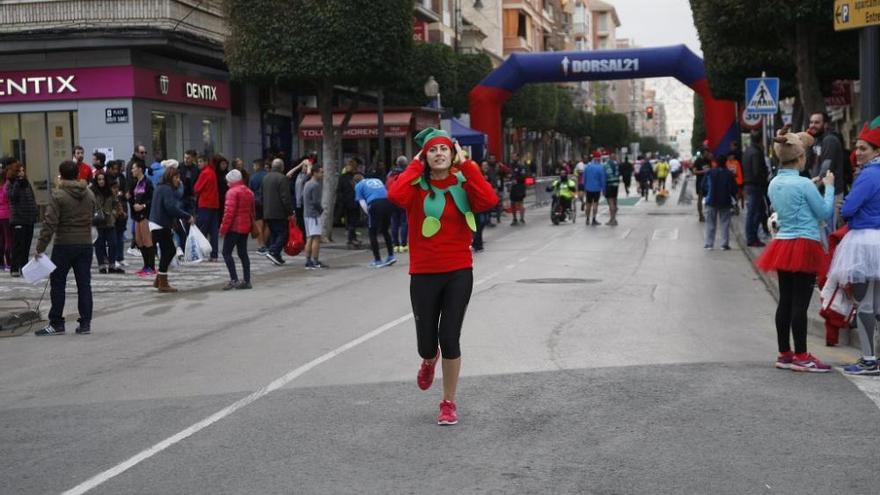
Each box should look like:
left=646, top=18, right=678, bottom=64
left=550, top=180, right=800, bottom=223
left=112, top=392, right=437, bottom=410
left=830, top=117, right=880, bottom=375
left=387, top=128, right=498, bottom=425
left=756, top=130, right=835, bottom=372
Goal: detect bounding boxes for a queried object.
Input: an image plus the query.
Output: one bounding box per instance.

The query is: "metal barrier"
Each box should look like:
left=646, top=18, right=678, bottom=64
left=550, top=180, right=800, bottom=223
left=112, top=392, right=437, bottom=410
left=501, top=177, right=557, bottom=208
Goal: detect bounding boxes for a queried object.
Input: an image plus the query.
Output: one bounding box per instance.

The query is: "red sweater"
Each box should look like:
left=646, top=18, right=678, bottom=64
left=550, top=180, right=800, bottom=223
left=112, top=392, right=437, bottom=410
left=194, top=165, right=219, bottom=209
left=388, top=159, right=498, bottom=274
left=220, top=182, right=255, bottom=235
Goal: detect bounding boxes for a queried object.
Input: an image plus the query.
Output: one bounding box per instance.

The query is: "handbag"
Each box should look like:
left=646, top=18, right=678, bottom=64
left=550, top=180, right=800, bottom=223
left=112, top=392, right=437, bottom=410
left=92, top=208, right=106, bottom=227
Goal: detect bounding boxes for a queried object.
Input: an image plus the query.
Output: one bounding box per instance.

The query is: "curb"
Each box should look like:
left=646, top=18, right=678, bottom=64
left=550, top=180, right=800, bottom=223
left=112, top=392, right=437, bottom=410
left=730, top=212, right=861, bottom=349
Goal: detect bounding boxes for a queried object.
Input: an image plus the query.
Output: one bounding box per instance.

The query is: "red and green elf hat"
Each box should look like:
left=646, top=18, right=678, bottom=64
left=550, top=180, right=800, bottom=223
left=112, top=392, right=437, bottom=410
left=415, top=127, right=454, bottom=155
left=858, top=116, right=880, bottom=148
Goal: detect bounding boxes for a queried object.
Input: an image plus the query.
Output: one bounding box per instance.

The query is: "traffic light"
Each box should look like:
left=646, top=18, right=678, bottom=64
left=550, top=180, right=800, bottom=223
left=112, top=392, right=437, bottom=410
left=646, top=106, right=654, bottom=120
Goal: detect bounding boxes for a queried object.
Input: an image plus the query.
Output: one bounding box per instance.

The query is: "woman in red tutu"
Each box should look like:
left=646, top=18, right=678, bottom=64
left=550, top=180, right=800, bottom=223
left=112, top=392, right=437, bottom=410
left=756, top=130, right=836, bottom=372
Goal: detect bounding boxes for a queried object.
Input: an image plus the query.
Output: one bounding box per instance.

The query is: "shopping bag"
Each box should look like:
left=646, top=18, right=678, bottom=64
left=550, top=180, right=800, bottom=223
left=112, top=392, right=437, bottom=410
left=284, top=217, right=305, bottom=257
left=184, top=225, right=211, bottom=262
left=819, top=281, right=856, bottom=329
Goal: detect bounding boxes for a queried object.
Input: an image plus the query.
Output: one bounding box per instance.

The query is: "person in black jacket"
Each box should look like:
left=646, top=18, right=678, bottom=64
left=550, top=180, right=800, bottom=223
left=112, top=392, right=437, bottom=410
left=5, top=158, right=38, bottom=277
left=742, top=131, right=768, bottom=247
left=129, top=161, right=155, bottom=277
left=338, top=158, right=361, bottom=248
left=702, top=160, right=738, bottom=250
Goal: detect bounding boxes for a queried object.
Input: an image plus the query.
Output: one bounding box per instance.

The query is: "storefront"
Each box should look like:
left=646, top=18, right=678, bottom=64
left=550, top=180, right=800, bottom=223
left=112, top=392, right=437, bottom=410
left=297, top=107, right=441, bottom=171
left=0, top=65, right=232, bottom=205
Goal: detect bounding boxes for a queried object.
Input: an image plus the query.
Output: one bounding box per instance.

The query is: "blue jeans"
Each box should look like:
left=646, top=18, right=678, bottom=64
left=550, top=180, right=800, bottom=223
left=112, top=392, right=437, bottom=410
left=266, top=219, right=288, bottom=257
left=94, top=227, right=117, bottom=267
left=744, top=185, right=766, bottom=244
left=704, top=205, right=732, bottom=248
left=196, top=208, right=220, bottom=259
left=114, top=223, right=126, bottom=262
left=48, top=244, right=93, bottom=329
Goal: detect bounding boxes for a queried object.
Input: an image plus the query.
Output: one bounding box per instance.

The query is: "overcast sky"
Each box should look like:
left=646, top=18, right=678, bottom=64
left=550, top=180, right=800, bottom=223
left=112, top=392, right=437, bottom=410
left=611, top=0, right=702, bottom=55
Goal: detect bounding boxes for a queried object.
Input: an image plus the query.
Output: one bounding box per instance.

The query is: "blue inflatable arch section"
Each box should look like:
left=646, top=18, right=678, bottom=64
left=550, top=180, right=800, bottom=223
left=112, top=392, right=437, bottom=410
left=469, top=45, right=737, bottom=158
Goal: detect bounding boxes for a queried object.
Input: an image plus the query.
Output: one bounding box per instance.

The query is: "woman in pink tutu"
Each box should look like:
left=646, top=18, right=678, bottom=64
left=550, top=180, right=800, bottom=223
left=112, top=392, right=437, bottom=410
left=756, top=130, right=836, bottom=372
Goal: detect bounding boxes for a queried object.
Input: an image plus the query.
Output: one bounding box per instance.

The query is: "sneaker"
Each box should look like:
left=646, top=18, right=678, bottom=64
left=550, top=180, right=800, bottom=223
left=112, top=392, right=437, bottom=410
left=109, top=267, right=125, bottom=274
left=313, top=261, right=328, bottom=269
left=383, top=255, right=397, bottom=267
left=747, top=241, right=767, bottom=248
left=394, top=246, right=401, bottom=253
left=606, top=219, right=618, bottom=226
left=437, top=400, right=458, bottom=425
left=75, top=326, right=91, bottom=335
left=266, top=252, right=284, bottom=266
left=842, top=358, right=880, bottom=376
left=369, top=260, right=383, bottom=268
left=791, top=353, right=832, bottom=373
left=10, top=270, right=21, bottom=278
left=222, top=281, right=239, bottom=291
left=774, top=351, right=794, bottom=370
left=116, top=260, right=129, bottom=268
left=721, top=245, right=731, bottom=251
left=135, top=269, right=148, bottom=278
left=257, top=247, right=268, bottom=256
left=99, top=267, right=108, bottom=274
left=305, top=260, right=316, bottom=270
left=401, top=245, right=409, bottom=252
left=127, top=247, right=141, bottom=257
left=511, top=220, right=518, bottom=226
left=704, top=245, right=714, bottom=251
left=235, top=281, right=252, bottom=290
left=591, top=219, right=600, bottom=226
left=35, top=324, right=65, bottom=336
left=417, top=355, right=438, bottom=390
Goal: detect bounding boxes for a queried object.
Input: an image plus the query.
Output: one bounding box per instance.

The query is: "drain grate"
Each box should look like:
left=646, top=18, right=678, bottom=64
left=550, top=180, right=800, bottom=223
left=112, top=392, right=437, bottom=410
left=516, top=278, right=600, bottom=284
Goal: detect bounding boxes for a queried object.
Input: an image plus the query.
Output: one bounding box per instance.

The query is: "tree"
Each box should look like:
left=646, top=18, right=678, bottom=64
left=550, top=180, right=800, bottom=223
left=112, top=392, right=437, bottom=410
left=690, top=0, right=858, bottom=127
left=592, top=113, right=631, bottom=149
left=225, top=0, right=413, bottom=237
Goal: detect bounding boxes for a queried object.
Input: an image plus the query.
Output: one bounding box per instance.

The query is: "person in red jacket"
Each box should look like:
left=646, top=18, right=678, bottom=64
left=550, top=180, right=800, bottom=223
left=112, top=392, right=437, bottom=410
left=194, top=155, right=220, bottom=261
left=219, top=169, right=255, bottom=290
left=387, top=128, right=498, bottom=426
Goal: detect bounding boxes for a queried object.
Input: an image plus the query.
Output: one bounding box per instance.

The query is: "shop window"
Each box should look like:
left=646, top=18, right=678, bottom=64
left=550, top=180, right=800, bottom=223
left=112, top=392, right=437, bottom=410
left=0, top=111, right=77, bottom=206
left=201, top=118, right=223, bottom=157
left=151, top=112, right=181, bottom=161
left=0, top=114, right=20, bottom=159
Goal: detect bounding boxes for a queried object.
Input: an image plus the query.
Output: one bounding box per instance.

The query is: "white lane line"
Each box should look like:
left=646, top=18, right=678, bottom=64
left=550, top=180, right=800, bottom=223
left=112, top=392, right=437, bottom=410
left=62, top=244, right=541, bottom=494
left=62, top=313, right=413, bottom=495
left=843, top=374, right=880, bottom=412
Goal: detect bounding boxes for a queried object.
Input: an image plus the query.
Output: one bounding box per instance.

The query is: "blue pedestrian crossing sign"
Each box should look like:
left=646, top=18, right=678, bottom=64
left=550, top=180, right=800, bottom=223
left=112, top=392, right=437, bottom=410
left=745, top=77, right=780, bottom=114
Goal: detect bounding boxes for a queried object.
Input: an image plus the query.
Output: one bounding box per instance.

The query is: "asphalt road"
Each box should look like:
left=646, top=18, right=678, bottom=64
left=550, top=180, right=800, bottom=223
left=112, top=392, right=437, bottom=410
left=2, top=188, right=879, bottom=495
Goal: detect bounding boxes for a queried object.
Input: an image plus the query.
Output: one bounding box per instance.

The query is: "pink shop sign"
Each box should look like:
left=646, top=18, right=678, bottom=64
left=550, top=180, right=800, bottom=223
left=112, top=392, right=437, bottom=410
left=0, top=66, right=230, bottom=109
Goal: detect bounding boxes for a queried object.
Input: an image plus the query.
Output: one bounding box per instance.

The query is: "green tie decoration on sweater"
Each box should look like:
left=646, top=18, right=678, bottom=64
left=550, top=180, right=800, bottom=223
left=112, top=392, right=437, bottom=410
left=412, top=172, right=476, bottom=238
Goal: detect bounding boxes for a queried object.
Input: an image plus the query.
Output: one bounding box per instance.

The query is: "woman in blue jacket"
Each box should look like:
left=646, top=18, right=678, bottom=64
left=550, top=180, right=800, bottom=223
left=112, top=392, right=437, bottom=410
left=756, top=131, right=836, bottom=373
left=830, top=118, right=880, bottom=375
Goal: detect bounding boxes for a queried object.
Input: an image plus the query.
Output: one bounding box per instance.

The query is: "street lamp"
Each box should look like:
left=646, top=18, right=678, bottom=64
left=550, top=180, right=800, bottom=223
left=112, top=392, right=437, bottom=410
left=424, top=76, right=441, bottom=109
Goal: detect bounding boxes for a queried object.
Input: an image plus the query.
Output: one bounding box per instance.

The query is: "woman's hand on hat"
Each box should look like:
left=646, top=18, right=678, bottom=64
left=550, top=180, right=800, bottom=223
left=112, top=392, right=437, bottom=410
left=453, top=141, right=464, bottom=165
left=414, top=150, right=422, bottom=162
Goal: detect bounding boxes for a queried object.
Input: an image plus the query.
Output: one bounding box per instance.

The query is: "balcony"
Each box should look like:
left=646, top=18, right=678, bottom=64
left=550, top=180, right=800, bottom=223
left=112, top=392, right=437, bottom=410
left=0, top=0, right=228, bottom=45
left=503, top=36, right=532, bottom=53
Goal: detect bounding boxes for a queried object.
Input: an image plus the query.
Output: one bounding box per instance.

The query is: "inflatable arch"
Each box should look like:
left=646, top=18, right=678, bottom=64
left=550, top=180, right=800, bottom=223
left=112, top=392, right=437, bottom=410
left=469, top=45, right=737, bottom=159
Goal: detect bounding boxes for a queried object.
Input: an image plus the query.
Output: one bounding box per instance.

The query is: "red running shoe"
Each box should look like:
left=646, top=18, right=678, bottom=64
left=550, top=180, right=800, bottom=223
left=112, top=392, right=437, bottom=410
left=437, top=400, right=458, bottom=425
left=791, top=353, right=831, bottom=373
left=417, top=355, right=438, bottom=391
left=774, top=351, right=794, bottom=370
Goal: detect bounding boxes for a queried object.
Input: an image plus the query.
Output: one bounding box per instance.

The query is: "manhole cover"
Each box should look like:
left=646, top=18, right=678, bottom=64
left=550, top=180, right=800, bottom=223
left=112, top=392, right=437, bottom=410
left=516, top=278, right=600, bottom=284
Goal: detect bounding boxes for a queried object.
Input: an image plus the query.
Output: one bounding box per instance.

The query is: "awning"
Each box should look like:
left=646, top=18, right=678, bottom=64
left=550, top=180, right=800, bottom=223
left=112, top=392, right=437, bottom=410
left=299, top=111, right=413, bottom=139
left=450, top=117, right=486, bottom=147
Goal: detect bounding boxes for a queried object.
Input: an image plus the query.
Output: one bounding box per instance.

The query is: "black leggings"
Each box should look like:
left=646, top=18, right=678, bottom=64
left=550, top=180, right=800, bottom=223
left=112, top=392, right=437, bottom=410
left=410, top=268, right=473, bottom=360
left=222, top=232, right=251, bottom=282
left=776, top=271, right=816, bottom=354
left=368, top=199, right=394, bottom=261
left=153, top=228, right=176, bottom=274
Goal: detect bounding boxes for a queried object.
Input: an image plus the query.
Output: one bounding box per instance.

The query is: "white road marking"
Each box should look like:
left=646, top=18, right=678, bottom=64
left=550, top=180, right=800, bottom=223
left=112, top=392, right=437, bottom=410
left=843, top=374, right=880, bottom=412
left=651, top=228, right=679, bottom=240
left=61, top=240, right=544, bottom=494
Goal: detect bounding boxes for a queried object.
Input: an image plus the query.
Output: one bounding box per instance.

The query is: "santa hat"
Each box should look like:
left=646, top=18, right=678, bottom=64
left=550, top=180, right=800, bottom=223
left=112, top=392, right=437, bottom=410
left=414, top=127, right=454, bottom=155
left=225, top=169, right=242, bottom=184
left=858, top=116, right=880, bottom=148
left=591, top=150, right=602, bottom=159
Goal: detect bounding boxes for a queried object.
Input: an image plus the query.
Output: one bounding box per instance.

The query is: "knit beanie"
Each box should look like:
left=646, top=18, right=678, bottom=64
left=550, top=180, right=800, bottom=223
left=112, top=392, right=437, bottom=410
left=773, top=132, right=814, bottom=163
left=858, top=116, right=880, bottom=148
left=414, top=127, right=454, bottom=155
left=226, top=169, right=242, bottom=184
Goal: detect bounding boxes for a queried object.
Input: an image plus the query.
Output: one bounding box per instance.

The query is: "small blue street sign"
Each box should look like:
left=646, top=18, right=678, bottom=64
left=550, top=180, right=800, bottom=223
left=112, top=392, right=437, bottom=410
left=745, top=77, right=780, bottom=114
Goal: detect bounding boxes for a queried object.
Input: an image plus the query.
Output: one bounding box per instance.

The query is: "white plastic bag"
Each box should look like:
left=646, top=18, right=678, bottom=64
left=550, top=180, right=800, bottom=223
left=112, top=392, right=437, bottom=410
left=184, top=225, right=211, bottom=263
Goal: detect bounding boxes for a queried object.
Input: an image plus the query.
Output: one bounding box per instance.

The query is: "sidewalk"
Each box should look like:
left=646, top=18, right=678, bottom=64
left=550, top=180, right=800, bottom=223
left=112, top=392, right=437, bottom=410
left=730, top=210, right=862, bottom=349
